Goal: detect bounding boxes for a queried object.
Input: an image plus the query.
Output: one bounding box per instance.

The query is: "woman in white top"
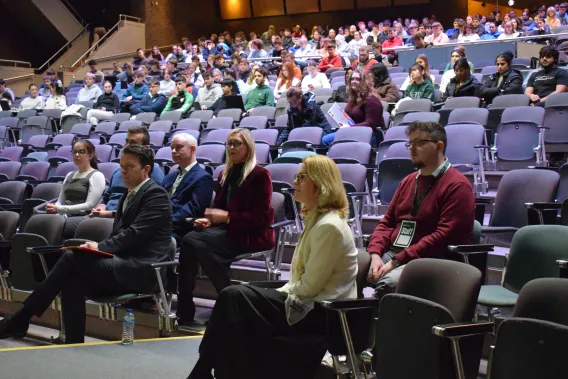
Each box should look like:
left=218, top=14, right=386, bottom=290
left=184, top=45, right=203, bottom=63
left=18, top=84, right=44, bottom=110
left=439, top=47, right=466, bottom=94
left=498, top=22, right=521, bottom=40
left=348, top=31, right=367, bottom=57
left=301, top=61, right=331, bottom=92
left=335, top=34, right=349, bottom=55
left=44, top=81, right=67, bottom=110
left=44, top=140, right=105, bottom=239
left=399, top=54, right=435, bottom=91
left=159, top=69, right=176, bottom=96
left=498, top=14, right=512, bottom=32
left=187, top=154, right=357, bottom=379
left=273, top=61, right=301, bottom=99
left=458, top=24, right=480, bottom=43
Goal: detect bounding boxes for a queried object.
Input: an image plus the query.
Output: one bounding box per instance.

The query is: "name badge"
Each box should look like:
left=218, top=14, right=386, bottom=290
left=393, top=220, right=416, bottom=248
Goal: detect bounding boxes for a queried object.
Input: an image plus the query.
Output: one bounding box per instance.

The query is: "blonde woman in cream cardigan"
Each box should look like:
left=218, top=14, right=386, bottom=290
left=187, top=155, right=358, bottom=379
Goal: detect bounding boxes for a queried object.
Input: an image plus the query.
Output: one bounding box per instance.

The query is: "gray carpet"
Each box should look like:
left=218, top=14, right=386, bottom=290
left=0, top=336, right=202, bottom=379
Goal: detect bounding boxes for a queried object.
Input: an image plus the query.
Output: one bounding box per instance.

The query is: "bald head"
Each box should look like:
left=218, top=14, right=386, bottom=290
left=171, top=133, right=197, bottom=168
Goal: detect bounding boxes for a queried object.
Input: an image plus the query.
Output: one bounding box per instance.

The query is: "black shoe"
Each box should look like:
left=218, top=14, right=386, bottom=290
left=0, top=314, right=30, bottom=339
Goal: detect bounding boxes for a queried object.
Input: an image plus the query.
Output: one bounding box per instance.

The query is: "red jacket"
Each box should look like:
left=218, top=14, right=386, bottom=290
left=351, top=58, right=379, bottom=71
left=318, top=55, right=343, bottom=72
left=382, top=37, right=403, bottom=56
left=214, top=165, right=275, bottom=250
left=367, top=166, right=474, bottom=265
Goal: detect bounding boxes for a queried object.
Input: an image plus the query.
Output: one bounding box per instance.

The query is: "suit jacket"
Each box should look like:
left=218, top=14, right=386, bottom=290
left=214, top=165, right=274, bottom=250
left=162, top=163, right=213, bottom=236
left=98, top=179, right=173, bottom=293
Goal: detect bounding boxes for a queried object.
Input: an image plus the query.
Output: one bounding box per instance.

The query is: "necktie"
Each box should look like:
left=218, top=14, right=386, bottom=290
left=170, top=169, right=184, bottom=196
left=123, top=190, right=136, bottom=211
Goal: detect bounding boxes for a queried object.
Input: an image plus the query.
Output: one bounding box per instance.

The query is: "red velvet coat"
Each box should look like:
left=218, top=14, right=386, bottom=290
left=214, top=165, right=275, bottom=250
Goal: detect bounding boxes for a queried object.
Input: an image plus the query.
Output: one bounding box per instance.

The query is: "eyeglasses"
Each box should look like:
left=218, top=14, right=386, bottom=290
left=294, top=173, right=307, bottom=183
left=225, top=141, right=243, bottom=149
left=404, top=139, right=438, bottom=148
left=72, top=149, right=88, bottom=155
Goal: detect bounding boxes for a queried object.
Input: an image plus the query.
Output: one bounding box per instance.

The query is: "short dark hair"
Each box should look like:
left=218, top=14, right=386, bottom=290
left=256, top=67, right=268, bottom=78
left=539, top=46, right=560, bottom=64
left=149, top=78, right=160, bottom=87
left=122, top=144, right=155, bottom=172
left=405, top=121, right=447, bottom=154
left=127, top=126, right=150, bottom=145
left=28, top=83, right=38, bottom=90
left=0, top=79, right=5, bottom=86
left=73, top=140, right=98, bottom=169
left=220, top=78, right=235, bottom=88
left=202, top=72, right=212, bottom=80
left=88, top=59, right=97, bottom=66
left=175, top=76, right=187, bottom=83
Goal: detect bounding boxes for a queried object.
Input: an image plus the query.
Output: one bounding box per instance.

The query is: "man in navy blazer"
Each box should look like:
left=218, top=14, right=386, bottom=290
left=162, top=132, right=213, bottom=240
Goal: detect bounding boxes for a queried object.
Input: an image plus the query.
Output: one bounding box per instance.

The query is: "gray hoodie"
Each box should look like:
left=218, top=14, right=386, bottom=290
left=76, top=85, right=103, bottom=103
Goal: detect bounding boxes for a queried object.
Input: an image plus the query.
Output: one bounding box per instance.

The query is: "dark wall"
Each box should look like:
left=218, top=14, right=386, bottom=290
left=64, top=0, right=132, bottom=29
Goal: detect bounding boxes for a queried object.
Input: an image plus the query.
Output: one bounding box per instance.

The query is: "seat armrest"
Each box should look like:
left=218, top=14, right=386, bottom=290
left=525, top=202, right=562, bottom=210
left=45, top=142, right=63, bottom=150
left=474, top=145, right=489, bottom=149
left=150, top=260, right=179, bottom=268
left=270, top=220, right=295, bottom=229
left=432, top=321, right=494, bottom=338
left=26, top=245, right=64, bottom=255
left=447, top=244, right=494, bottom=254
left=246, top=280, right=288, bottom=289
left=321, top=298, right=380, bottom=311
left=474, top=198, right=491, bottom=204
left=347, top=191, right=370, bottom=197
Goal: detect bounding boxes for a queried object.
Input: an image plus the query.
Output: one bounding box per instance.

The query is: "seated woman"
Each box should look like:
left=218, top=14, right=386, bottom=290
left=392, top=64, right=434, bottom=116
left=273, top=61, right=301, bottom=100
left=187, top=155, right=357, bottom=379
left=18, top=84, right=44, bottom=110
left=323, top=68, right=385, bottom=145
left=44, top=80, right=67, bottom=110
left=442, top=57, right=481, bottom=101
left=457, top=23, right=480, bottom=43
left=301, top=61, right=331, bottom=92
left=476, top=51, right=523, bottom=105
left=370, top=63, right=400, bottom=103
left=86, top=81, right=120, bottom=125
left=498, top=21, right=521, bottom=39
left=44, top=140, right=106, bottom=239
left=177, top=128, right=275, bottom=326
left=400, top=54, right=435, bottom=91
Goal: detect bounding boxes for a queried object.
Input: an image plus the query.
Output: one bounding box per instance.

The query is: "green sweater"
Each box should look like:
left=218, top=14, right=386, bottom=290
left=404, top=80, right=434, bottom=101
left=161, top=90, right=193, bottom=114
left=244, top=84, right=275, bottom=111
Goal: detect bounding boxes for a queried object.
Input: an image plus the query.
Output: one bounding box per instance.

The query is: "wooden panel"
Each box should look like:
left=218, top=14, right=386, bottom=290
left=219, top=0, right=252, bottom=20
left=393, top=0, right=428, bottom=5
left=320, top=0, right=354, bottom=12
left=357, top=0, right=391, bottom=8
left=286, top=0, right=319, bottom=14
left=252, top=0, right=285, bottom=17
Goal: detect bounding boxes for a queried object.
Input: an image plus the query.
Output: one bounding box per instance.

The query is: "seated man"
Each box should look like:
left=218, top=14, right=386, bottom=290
left=276, top=87, right=331, bottom=145
left=90, top=126, right=165, bottom=218
left=365, top=121, right=475, bottom=299
left=317, top=42, right=343, bottom=73
left=118, top=62, right=134, bottom=84
left=87, top=60, right=105, bottom=83
left=162, top=77, right=194, bottom=115
left=76, top=73, right=103, bottom=104
left=351, top=46, right=379, bottom=71
left=244, top=67, right=275, bottom=114
left=204, top=78, right=236, bottom=115
left=525, top=46, right=568, bottom=107
left=121, top=71, right=149, bottom=113
left=133, top=48, right=149, bottom=70
left=162, top=133, right=213, bottom=240
left=196, top=72, right=223, bottom=103
left=130, top=79, right=167, bottom=115
left=0, top=144, right=172, bottom=344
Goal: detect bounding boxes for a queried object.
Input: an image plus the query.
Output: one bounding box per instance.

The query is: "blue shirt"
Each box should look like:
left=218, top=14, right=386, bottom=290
left=100, top=164, right=164, bottom=211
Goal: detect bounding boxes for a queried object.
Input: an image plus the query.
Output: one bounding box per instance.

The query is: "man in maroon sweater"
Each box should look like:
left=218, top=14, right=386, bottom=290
left=317, top=42, right=343, bottom=72
left=366, top=121, right=475, bottom=298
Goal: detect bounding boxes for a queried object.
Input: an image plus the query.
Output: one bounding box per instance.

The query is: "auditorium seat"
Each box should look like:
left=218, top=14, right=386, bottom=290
left=280, top=127, right=323, bottom=154
left=328, top=141, right=371, bottom=165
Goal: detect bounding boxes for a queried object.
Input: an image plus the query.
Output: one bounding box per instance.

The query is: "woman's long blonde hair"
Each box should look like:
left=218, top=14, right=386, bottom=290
left=302, top=155, right=348, bottom=220
left=220, top=128, right=257, bottom=186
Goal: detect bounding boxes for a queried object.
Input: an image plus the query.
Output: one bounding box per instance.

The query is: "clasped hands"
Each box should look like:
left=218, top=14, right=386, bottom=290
left=193, top=208, right=229, bottom=229
left=367, top=254, right=396, bottom=283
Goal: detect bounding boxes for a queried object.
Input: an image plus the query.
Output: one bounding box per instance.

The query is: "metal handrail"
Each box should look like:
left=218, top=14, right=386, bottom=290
left=59, top=0, right=87, bottom=26
left=37, top=24, right=90, bottom=73
left=71, top=14, right=144, bottom=69
left=382, top=31, right=568, bottom=52
left=0, top=59, right=32, bottom=68
left=3, top=73, right=35, bottom=82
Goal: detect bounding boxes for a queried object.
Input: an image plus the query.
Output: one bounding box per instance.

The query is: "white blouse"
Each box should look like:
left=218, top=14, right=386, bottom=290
left=45, top=95, right=67, bottom=110
left=273, top=77, right=301, bottom=99
left=301, top=73, right=331, bottom=92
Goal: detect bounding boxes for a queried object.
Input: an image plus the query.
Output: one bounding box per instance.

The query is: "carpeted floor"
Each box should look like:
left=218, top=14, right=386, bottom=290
left=0, top=336, right=202, bottom=379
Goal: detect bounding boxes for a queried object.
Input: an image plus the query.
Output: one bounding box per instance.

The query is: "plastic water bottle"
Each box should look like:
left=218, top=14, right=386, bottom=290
left=121, top=309, right=135, bottom=345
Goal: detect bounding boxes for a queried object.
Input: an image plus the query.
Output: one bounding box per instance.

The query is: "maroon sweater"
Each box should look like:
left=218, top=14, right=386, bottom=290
left=345, top=95, right=385, bottom=129
left=367, top=166, right=474, bottom=265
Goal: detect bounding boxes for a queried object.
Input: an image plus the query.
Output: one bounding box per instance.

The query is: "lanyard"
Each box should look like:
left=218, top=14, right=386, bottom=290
left=411, top=161, right=450, bottom=217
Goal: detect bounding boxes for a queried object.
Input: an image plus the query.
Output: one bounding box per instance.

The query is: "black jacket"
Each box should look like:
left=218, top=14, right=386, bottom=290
left=330, top=85, right=349, bottom=103
left=476, top=68, right=523, bottom=104
left=443, top=75, right=482, bottom=101
left=277, top=92, right=332, bottom=145
left=98, top=180, right=172, bottom=293
left=93, top=92, right=120, bottom=113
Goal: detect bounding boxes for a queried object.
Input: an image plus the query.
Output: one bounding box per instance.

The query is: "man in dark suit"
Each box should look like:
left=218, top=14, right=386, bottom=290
left=0, top=144, right=173, bottom=344
left=162, top=133, right=213, bottom=240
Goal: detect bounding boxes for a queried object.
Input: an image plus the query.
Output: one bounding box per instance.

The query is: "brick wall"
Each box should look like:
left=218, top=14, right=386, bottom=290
left=142, top=0, right=178, bottom=48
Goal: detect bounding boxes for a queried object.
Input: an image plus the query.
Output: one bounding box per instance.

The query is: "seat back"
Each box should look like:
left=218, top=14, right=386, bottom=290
left=333, top=127, right=373, bottom=144
left=239, top=116, right=268, bottom=130
left=327, top=142, right=371, bottom=164
left=0, top=181, right=31, bottom=204
left=495, top=120, right=540, bottom=161
left=0, top=146, right=23, bottom=161
left=287, top=127, right=323, bottom=144
left=18, top=161, right=49, bottom=181
left=177, top=118, right=202, bottom=131
left=377, top=159, right=416, bottom=204
left=445, top=124, right=485, bottom=166
left=251, top=129, right=278, bottom=145
left=447, top=107, right=488, bottom=126
left=110, top=113, right=132, bottom=123
left=0, top=211, right=20, bottom=240
left=30, top=182, right=62, bottom=200
left=265, top=163, right=297, bottom=187
left=543, top=93, right=568, bottom=143
left=0, top=161, right=22, bottom=180
left=159, top=111, right=183, bottom=124
left=250, top=106, right=276, bottom=119
left=217, top=108, right=243, bottom=123
left=401, top=112, right=440, bottom=125
left=69, top=123, right=92, bottom=137
left=490, top=169, right=559, bottom=228
left=337, top=163, right=367, bottom=192
left=503, top=225, right=568, bottom=293
left=95, top=144, right=114, bottom=163
left=513, top=278, right=568, bottom=325
left=117, top=120, right=142, bottom=132
left=255, top=142, right=271, bottom=164
left=195, top=144, right=225, bottom=164
left=72, top=218, right=114, bottom=242
left=134, top=112, right=157, bottom=125
left=148, top=120, right=173, bottom=133
left=97, top=162, right=120, bottom=181
left=491, top=94, right=530, bottom=108
left=202, top=129, right=231, bottom=144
